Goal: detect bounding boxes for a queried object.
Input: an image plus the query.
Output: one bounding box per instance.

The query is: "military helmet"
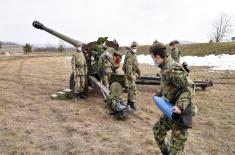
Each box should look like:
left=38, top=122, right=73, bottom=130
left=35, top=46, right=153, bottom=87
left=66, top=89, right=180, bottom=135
left=153, top=39, right=159, bottom=44
left=169, top=40, right=180, bottom=46
left=131, top=41, right=138, bottom=48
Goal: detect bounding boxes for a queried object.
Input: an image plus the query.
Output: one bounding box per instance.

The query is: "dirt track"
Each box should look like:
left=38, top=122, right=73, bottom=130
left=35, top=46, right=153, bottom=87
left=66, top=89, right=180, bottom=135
left=0, top=55, right=234, bottom=155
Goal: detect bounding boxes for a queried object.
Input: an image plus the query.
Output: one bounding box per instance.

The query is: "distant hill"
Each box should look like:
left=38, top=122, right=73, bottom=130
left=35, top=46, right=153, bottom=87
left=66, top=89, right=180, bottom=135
left=179, top=40, right=195, bottom=44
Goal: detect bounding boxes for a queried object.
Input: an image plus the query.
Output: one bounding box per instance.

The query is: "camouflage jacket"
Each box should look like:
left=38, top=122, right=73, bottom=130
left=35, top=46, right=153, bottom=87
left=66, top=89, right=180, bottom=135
left=171, top=47, right=181, bottom=63
left=99, top=50, right=115, bottom=73
left=158, top=56, right=194, bottom=111
left=71, top=51, right=87, bottom=75
left=123, top=51, right=141, bottom=80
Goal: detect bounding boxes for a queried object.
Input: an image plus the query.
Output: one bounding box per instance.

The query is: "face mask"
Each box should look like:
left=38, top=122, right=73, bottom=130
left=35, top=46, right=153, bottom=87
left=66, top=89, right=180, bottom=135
left=170, top=47, right=173, bottom=50
left=152, top=57, right=159, bottom=67
left=77, top=47, right=82, bottom=51
left=132, top=48, right=137, bottom=53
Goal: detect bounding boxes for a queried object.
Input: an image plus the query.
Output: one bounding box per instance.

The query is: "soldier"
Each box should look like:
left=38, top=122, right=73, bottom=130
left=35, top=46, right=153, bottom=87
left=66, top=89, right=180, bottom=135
left=71, top=44, right=87, bottom=99
left=122, top=48, right=130, bottom=93
left=98, top=46, right=115, bottom=88
left=90, top=37, right=108, bottom=78
left=150, top=42, right=194, bottom=155
left=123, top=41, right=141, bottom=110
left=169, top=40, right=181, bottom=63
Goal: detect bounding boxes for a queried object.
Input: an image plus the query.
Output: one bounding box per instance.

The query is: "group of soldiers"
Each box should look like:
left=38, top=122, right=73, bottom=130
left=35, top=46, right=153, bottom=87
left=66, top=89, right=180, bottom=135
left=71, top=39, right=194, bottom=155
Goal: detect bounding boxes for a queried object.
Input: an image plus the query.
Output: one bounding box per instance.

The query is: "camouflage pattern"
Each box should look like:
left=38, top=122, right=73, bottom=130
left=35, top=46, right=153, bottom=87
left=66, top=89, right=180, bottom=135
left=153, top=56, right=193, bottom=154
left=153, top=116, right=188, bottom=155
left=99, top=49, right=115, bottom=88
left=71, top=50, right=87, bottom=93
left=171, top=47, right=181, bottom=63
left=91, top=44, right=105, bottom=74
left=122, top=51, right=130, bottom=89
left=123, top=50, right=141, bottom=102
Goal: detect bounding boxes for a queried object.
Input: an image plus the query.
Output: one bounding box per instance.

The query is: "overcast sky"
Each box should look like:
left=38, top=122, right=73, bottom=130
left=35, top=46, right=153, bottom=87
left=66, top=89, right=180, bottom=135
left=0, top=0, right=235, bottom=46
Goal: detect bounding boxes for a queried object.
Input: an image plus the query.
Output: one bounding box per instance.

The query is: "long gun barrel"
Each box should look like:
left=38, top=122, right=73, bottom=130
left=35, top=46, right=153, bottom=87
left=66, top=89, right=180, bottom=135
left=32, top=21, right=81, bottom=47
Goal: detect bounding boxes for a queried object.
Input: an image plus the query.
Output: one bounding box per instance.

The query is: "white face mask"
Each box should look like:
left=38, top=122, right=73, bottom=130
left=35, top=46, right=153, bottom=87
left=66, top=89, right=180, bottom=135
left=170, top=47, right=173, bottom=50
left=132, top=48, right=137, bottom=53
left=152, top=57, right=159, bottom=67
left=153, top=60, right=159, bottom=67
left=77, top=47, right=82, bottom=51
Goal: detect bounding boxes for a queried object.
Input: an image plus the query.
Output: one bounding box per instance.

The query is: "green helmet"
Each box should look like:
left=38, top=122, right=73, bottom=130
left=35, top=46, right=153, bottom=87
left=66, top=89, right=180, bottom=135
left=131, top=41, right=138, bottom=48
left=153, top=39, right=159, bottom=44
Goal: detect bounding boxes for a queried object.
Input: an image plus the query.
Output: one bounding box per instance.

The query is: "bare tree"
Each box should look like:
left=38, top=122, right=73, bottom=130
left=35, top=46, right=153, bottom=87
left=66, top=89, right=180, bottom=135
left=210, top=15, right=233, bottom=42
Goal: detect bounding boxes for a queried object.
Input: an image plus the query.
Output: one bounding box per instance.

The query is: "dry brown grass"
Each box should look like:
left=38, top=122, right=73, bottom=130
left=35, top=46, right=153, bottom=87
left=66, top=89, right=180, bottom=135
left=0, top=54, right=234, bottom=154
left=138, top=42, right=235, bottom=56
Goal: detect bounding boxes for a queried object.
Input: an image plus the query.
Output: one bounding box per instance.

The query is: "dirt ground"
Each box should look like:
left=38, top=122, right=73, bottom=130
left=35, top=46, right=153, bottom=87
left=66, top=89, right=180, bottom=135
left=0, top=54, right=234, bottom=155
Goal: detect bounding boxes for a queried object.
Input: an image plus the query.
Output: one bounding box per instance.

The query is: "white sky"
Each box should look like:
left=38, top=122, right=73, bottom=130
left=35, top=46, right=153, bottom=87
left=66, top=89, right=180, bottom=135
left=0, top=0, right=235, bottom=46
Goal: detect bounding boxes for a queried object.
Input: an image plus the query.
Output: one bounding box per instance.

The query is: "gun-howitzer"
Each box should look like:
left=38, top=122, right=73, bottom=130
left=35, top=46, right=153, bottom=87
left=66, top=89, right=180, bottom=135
left=33, top=21, right=81, bottom=47
left=110, top=74, right=213, bottom=90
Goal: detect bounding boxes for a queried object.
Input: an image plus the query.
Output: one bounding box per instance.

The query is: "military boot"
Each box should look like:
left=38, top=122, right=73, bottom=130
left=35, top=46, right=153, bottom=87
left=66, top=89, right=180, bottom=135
left=127, top=100, right=137, bottom=111
left=123, top=86, right=129, bottom=93
left=161, top=149, right=169, bottom=155
left=79, top=92, right=87, bottom=99
left=75, top=92, right=80, bottom=101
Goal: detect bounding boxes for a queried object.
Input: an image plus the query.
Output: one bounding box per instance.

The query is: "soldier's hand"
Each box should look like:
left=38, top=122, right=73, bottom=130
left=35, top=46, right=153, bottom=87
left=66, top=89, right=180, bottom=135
left=137, top=74, right=141, bottom=79
left=172, top=105, right=181, bottom=114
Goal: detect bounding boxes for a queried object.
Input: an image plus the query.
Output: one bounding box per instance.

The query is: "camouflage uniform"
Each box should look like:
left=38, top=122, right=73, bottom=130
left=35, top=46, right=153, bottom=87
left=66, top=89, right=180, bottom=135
left=171, top=47, right=181, bottom=63
left=122, top=50, right=131, bottom=91
left=91, top=44, right=105, bottom=75
left=123, top=47, right=141, bottom=105
left=71, top=50, right=87, bottom=95
left=153, top=56, right=193, bottom=155
left=98, top=48, right=115, bottom=88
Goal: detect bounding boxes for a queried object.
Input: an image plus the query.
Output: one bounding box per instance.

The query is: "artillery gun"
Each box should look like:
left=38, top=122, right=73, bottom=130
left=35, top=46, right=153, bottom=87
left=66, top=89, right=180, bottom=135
left=32, top=21, right=213, bottom=118
left=32, top=20, right=133, bottom=119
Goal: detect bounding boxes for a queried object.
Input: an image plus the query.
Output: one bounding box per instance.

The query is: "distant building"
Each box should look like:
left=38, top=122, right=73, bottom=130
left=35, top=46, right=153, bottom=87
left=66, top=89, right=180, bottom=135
left=232, top=37, right=235, bottom=42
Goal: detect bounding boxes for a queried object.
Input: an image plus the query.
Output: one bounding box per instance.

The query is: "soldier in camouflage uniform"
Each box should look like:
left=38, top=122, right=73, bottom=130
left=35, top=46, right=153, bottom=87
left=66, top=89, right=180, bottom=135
left=71, top=44, right=87, bottom=99
left=150, top=42, right=194, bottom=155
left=169, top=41, right=181, bottom=63
left=98, top=46, right=115, bottom=88
left=123, top=41, right=141, bottom=110
left=122, top=49, right=130, bottom=93
left=90, top=37, right=108, bottom=77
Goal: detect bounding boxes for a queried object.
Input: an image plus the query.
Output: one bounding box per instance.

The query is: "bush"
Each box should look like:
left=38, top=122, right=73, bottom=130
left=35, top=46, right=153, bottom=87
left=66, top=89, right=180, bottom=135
left=23, top=43, right=32, bottom=54
left=58, top=45, right=64, bottom=52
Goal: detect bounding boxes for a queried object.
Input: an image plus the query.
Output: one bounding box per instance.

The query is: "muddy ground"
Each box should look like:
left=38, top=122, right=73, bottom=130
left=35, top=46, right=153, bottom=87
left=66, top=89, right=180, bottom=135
left=0, top=54, right=234, bottom=155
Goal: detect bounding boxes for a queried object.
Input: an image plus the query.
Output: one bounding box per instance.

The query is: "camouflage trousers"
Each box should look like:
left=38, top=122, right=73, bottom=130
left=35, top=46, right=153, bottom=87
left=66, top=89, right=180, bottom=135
left=74, top=75, right=85, bottom=93
left=153, top=115, right=188, bottom=155
left=124, top=74, right=129, bottom=88
left=101, top=73, right=111, bottom=88
left=127, top=78, right=137, bottom=102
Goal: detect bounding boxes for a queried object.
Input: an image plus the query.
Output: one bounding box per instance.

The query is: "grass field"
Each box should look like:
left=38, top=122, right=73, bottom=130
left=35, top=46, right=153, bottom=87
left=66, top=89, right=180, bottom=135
left=0, top=54, right=234, bottom=154
left=137, top=42, right=235, bottom=56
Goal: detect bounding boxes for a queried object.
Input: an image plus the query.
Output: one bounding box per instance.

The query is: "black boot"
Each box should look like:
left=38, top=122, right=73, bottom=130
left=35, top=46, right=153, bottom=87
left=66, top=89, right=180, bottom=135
left=75, top=92, right=80, bottom=101
left=161, top=149, right=170, bottom=155
left=127, top=100, right=137, bottom=111
left=123, top=86, right=128, bottom=93
left=79, top=92, right=86, bottom=99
